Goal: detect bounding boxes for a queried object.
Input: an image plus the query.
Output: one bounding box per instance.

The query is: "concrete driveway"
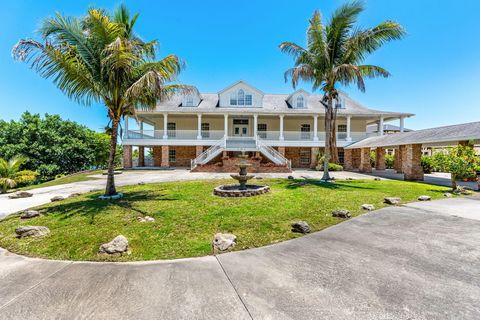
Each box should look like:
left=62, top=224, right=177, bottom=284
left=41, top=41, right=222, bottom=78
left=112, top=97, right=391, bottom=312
left=1, top=196, right=479, bottom=319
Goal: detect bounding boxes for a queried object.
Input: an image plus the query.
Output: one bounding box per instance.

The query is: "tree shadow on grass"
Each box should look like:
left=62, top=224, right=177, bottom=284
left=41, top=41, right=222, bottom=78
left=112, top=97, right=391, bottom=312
left=284, top=179, right=376, bottom=191
left=46, top=190, right=179, bottom=224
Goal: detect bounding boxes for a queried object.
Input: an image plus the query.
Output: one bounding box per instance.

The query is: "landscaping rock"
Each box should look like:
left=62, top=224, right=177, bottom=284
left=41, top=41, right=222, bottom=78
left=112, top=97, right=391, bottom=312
left=346, top=177, right=354, bottom=180
left=20, top=210, right=40, bottom=219
left=453, top=186, right=473, bottom=195
left=50, top=196, right=64, bottom=202
left=212, top=233, right=237, bottom=253
left=15, top=226, right=50, bottom=238
left=384, top=197, right=401, bottom=205
left=291, top=221, right=311, bottom=234
left=444, top=192, right=452, bottom=198
left=332, top=209, right=351, bottom=218
left=137, top=216, right=155, bottom=222
left=99, top=235, right=129, bottom=254
left=287, top=175, right=294, bottom=180
left=374, top=177, right=381, bottom=181
left=68, top=192, right=82, bottom=198
left=361, top=204, right=375, bottom=211
left=418, top=195, right=431, bottom=201
left=8, top=191, right=33, bottom=199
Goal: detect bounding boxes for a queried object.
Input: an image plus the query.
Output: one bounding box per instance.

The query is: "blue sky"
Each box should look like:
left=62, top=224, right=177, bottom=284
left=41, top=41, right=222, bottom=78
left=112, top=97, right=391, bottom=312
left=1, top=0, right=479, bottom=131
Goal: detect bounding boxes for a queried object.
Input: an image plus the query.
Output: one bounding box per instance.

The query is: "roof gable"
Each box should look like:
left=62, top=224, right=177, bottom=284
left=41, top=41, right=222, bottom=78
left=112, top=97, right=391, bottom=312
left=218, top=80, right=264, bottom=97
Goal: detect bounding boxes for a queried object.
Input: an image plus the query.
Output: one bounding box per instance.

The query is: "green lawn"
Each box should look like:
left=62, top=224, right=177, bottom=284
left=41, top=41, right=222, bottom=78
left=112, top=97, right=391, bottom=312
left=0, top=178, right=452, bottom=262
left=18, top=170, right=102, bottom=191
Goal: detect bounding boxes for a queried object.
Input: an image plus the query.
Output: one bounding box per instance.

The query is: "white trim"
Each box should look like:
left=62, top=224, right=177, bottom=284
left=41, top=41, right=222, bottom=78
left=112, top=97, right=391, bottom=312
left=163, top=114, right=168, bottom=139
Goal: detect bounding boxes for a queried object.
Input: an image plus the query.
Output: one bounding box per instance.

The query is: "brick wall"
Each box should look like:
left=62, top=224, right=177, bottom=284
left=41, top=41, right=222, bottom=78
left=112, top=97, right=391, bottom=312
left=285, top=147, right=313, bottom=168
left=153, top=147, right=162, bottom=167
left=359, top=148, right=372, bottom=173
left=169, top=146, right=196, bottom=167
left=403, top=144, right=424, bottom=181
left=123, top=145, right=132, bottom=168
left=375, top=148, right=386, bottom=170
left=192, top=154, right=291, bottom=173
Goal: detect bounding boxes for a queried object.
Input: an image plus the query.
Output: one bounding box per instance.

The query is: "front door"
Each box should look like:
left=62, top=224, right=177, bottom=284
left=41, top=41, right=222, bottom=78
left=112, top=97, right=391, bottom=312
left=233, top=119, right=249, bottom=137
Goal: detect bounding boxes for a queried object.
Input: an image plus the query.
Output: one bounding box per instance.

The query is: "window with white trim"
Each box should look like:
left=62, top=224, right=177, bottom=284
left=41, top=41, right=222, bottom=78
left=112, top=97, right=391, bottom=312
left=296, top=95, right=305, bottom=108
left=184, top=95, right=194, bottom=106
left=257, top=123, right=267, bottom=139
left=201, top=123, right=210, bottom=138
left=229, top=89, right=253, bottom=106
left=301, top=124, right=311, bottom=140
left=168, top=149, right=176, bottom=162
left=337, top=124, right=347, bottom=140
left=300, top=150, right=311, bottom=165
left=167, top=122, right=176, bottom=138
left=237, top=89, right=245, bottom=105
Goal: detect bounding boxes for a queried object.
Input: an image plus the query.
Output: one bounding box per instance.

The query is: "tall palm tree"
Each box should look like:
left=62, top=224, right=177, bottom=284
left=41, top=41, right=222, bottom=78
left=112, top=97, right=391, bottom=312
left=0, top=156, right=26, bottom=193
left=279, top=1, right=405, bottom=180
left=12, top=5, right=195, bottom=196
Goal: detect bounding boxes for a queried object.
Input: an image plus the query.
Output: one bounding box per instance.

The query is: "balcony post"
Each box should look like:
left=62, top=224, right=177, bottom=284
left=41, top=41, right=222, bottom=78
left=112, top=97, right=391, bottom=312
left=279, top=115, right=284, bottom=141
left=379, top=115, right=384, bottom=136
left=224, top=114, right=228, bottom=137
left=197, top=114, right=202, bottom=140
left=313, top=115, right=319, bottom=141
left=400, top=116, right=405, bottom=132
left=163, top=113, right=168, bottom=139
left=346, top=115, right=352, bottom=141
left=253, top=114, right=258, bottom=138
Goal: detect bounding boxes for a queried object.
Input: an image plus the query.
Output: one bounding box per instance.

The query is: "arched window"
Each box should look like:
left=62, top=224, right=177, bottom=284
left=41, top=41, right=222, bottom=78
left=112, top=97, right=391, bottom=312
left=184, top=95, right=194, bottom=106
left=237, top=89, right=245, bottom=105
left=296, top=95, right=305, bottom=108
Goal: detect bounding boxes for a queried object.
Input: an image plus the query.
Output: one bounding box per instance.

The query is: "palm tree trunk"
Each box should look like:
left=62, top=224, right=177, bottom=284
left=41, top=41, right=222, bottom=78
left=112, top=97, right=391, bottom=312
left=105, top=118, right=119, bottom=196
left=451, top=173, right=457, bottom=190
left=321, top=97, right=333, bottom=181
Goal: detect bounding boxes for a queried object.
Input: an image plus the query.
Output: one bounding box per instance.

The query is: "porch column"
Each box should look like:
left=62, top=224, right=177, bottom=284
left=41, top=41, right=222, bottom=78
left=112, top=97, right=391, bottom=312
left=253, top=114, right=258, bottom=138
left=313, top=115, right=319, bottom=141
left=393, top=146, right=403, bottom=173
left=344, top=149, right=353, bottom=170
left=279, top=115, right=284, bottom=140
left=400, top=116, right=405, bottom=132
left=123, top=145, right=132, bottom=169
left=153, top=147, right=162, bottom=166
left=197, top=114, right=202, bottom=140
left=346, top=115, right=352, bottom=141
left=375, top=147, right=386, bottom=170
left=138, top=146, right=145, bottom=167
left=224, top=114, right=228, bottom=137
left=379, top=116, right=384, bottom=136
left=359, top=148, right=372, bottom=173
left=403, top=144, right=424, bottom=181
left=161, top=145, right=169, bottom=168
left=163, top=113, right=168, bottom=139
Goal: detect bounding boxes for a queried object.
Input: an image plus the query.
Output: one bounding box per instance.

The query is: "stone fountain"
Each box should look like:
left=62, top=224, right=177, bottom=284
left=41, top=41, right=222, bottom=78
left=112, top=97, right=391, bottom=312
left=214, top=152, right=270, bottom=197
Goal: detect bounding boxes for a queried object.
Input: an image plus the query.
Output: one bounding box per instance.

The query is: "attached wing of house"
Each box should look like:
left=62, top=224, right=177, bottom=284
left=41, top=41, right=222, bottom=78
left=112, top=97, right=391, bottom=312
left=123, top=80, right=412, bottom=171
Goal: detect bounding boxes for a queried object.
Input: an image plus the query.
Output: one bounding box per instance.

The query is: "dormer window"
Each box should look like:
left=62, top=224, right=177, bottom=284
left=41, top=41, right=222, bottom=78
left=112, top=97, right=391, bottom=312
left=296, top=95, right=305, bottom=108
left=229, top=89, right=253, bottom=106
left=184, top=95, right=194, bottom=106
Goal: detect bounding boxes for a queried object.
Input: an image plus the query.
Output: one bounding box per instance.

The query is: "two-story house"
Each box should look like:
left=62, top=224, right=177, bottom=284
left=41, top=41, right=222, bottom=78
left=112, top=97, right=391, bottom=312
left=122, top=81, right=412, bottom=172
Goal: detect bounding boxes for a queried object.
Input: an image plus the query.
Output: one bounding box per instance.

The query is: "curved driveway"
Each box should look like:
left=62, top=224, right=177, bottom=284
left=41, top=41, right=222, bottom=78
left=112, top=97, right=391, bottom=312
left=1, top=196, right=479, bottom=319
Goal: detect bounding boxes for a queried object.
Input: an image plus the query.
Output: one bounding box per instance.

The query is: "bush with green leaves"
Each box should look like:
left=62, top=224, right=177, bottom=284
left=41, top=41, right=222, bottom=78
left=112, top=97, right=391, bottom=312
left=421, top=156, right=434, bottom=174
left=0, top=156, right=28, bottom=193
left=436, top=146, right=478, bottom=189
left=316, top=163, right=343, bottom=171
left=385, top=154, right=394, bottom=169
left=15, top=170, right=39, bottom=187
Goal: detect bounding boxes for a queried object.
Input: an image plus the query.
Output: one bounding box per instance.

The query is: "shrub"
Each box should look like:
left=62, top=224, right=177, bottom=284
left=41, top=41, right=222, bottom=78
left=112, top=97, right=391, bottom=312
left=316, top=163, right=343, bottom=171
left=369, top=151, right=376, bottom=167
left=37, top=164, right=62, bottom=182
left=431, top=152, right=449, bottom=172
left=385, top=154, right=394, bottom=169
left=14, top=170, right=39, bottom=187
left=421, top=156, right=434, bottom=174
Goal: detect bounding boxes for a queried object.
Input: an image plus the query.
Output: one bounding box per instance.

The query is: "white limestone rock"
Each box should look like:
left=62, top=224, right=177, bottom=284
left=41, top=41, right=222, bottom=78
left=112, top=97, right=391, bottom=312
left=8, top=191, right=33, bottom=199
left=99, top=235, right=129, bottom=254
left=291, top=221, right=311, bottom=234
left=20, top=210, right=40, bottom=219
left=15, top=226, right=50, bottom=238
left=138, top=216, right=155, bottom=222
left=332, top=209, right=351, bottom=218
left=384, top=197, right=401, bottom=205
left=50, top=196, right=64, bottom=202
left=212, top=233, right=237, bottom=253
left=418, top=195, right=431, bottom=201
left=361, top=204, right=375, bottom=211
left=444, top=193, right=452, bottom=198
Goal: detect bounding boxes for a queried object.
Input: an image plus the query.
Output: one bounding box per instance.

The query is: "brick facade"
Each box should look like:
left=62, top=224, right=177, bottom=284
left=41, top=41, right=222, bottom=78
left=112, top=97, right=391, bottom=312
left=138, top=146, right=145, bottom=167
left=285, top=147, right=313, bottom=168
left=169, top=146, right=197, bottom=167
left=161, top=145, right=169, bottom=167
left=403, top=144, right=424, bottom=181
left=375, top=148, right=386, bottom=170
left=359, top=148, right=372, bottom=173
left=344, top=149, right=353, bottom=170
left=153, top=147, right=162, bottom=167
left=192, top=153, right=290, bottom=173
left=123, top=145, right=132, bottom=169
left=393, top=147, right=403, bottom=173
left=196, top=145, right=204, bottom=157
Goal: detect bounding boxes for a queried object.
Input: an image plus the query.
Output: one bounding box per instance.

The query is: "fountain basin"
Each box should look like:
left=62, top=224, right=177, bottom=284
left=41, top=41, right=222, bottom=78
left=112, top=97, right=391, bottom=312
left=214, top=184, right=270, bottom=197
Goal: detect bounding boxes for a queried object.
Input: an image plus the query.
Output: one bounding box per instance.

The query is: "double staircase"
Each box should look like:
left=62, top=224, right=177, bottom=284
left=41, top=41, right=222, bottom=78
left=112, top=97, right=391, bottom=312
left=190, top=136, right=291, bottom=170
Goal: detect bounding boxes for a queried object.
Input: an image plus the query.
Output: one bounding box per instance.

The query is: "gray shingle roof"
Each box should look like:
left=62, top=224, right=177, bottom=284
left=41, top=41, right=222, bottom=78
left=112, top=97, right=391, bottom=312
left=141, top=91, right=412, bottom=120
left=366, top=124, right=413, bottom=133
left=346, top=121, right=480, bottom=148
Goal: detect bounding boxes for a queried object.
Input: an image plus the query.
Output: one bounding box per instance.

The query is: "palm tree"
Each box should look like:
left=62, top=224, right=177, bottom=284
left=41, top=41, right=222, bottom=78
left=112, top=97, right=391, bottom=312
left=279, top=1, right=405, bottom=180
left=0, top=156, right=26, bottom=193
left=12, top=5, right=195, bottom=196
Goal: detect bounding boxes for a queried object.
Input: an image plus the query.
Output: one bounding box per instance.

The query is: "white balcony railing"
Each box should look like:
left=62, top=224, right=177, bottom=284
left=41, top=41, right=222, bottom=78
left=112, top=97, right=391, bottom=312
left=124, top=130, right=374, bottom=142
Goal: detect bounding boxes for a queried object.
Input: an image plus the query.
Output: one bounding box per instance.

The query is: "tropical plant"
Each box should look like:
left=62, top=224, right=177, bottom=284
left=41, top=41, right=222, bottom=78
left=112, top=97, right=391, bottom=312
left=12, top=5, right=194, bottom=196
left=279, top=1, right=405, bottom=180
left=0, top=156, right=27, bottom=193
left=421, top=155, right=434, bottom=174
left=437, top=146, right=477, bottom=189
left=385, top=153, right=394, bottom=169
